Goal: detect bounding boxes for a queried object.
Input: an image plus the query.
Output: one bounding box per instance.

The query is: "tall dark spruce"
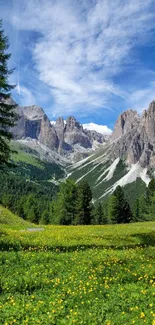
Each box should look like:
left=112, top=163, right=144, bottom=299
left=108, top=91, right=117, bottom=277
left=0, top=19, right=18, bottom=166
left=75, top=180, right=93, bottom=225
left=108, top=186, right=132, bottom=224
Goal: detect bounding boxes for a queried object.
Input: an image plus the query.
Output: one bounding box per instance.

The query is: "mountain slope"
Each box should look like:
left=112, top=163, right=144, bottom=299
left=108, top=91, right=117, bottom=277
left=68, top=148, right=148, bottom=202
left=9, top=141, right=66, bottom=183
left=68, top=101, right=155, bottom=202
left=4, top=97, right=155, bottom=205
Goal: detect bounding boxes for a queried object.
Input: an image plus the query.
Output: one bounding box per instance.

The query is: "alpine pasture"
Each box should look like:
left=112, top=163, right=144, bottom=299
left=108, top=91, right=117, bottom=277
left=0, top=209, right=155, bottom=324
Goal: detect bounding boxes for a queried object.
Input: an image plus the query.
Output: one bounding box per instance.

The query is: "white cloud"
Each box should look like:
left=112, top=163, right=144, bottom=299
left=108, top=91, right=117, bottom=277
left=129, top=81, right=155, bottom=113
left=8, top=0, right=155, bottom=115
left=16, top=86, right=37, bottom=106
left=83, top=122, right=112, bottom=135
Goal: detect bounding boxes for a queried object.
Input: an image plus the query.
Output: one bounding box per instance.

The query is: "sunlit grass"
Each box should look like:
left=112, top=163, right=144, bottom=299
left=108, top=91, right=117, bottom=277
left=0, top=221, right=155, bottom=324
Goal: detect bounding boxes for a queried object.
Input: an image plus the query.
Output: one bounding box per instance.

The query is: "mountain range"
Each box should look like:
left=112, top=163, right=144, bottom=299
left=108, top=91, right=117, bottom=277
left=10, top=98, right=107, bottom=164
left=9, top=98, right=155, bottom=203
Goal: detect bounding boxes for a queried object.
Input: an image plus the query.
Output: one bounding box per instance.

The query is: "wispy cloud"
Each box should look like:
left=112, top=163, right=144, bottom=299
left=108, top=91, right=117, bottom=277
left=5, top=0, right=155, bottom=116
left=129, top=81, right=155, bottom=113
left=15, top=86, right=37, bottom=107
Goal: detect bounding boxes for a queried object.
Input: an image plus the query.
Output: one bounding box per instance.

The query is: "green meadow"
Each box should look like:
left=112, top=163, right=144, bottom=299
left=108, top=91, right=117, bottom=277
left=0, top=207, right=155, bottom=325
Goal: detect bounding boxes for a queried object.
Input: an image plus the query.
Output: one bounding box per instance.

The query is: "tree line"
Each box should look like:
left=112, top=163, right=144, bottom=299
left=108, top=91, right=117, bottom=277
left=1, top=170, right=155, bottom=225
left=132, top=179, right=155, bottom=221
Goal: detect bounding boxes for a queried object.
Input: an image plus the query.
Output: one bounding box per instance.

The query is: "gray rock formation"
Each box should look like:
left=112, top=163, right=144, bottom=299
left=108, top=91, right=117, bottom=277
left=128, top=100, right=155, bottom=167
left=11, top=96, right=155, bottom=168
left=64, top=116, right=91, bottom=148
left=10, top=101, right=107, bottom=160
left=84, top=129, right=106, bottom=144
left=12, top=104, right=59, bottom=150
left=54, top=117, right=65, bottom=153
left=111, top=109, right=140, bottom=142
left=110, top=100, right=155, bottom=168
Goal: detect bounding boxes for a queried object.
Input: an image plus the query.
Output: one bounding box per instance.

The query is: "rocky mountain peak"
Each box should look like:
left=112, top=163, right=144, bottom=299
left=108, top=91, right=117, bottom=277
left=111, top=109, right=140, bottom=142
left=148, top=99, right=155, bottom=112
left=65, top=116, right=82, bottom=131
left=55, top=117, right=65, bottom=128
left=140, top=99, right=155, bottom=141
left=23, top=105, right=45, bottom=120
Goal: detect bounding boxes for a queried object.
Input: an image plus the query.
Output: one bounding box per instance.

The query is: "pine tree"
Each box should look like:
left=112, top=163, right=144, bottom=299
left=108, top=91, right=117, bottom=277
left=108, top=195, right=119, bottom=224
left=75, top=180, right=93, bottom=225
left=108, top=186, right=132, bottom=224
left=53, top=179, right=78, bottom=224
left=133, top=198, right=140, bottom=221
left=148, top=179, right=155, bottom=196
left=150, top=195, right=155, bottom=220
left=40, top=209, right=49, bottom=225
left=0, top=19, right=18, bottom=166
left=93, top=202, right=108, bottom=224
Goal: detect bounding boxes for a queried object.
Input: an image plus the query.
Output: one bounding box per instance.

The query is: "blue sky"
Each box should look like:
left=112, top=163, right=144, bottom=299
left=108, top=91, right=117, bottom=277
left=1, top=0, right=155, bottom=133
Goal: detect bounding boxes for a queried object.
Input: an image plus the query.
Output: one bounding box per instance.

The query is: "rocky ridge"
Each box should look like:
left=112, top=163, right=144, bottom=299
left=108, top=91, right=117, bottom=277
left=68, top=101, right=155, bottom=201
left=11, top=101, right=107, bottom=162
left=4, top=96, right=155, bottom=201
left=110, top=100, right=155, bottom=169
left=9, top=97, right=155, bottom=170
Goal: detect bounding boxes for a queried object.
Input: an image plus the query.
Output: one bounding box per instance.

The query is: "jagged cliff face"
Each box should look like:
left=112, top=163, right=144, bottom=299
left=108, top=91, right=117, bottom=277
left=127, top=101, right=155, bottom=167
left=11, top=103, right=107, bottom=160
left=12, top=105, right=59, bottom=150
left=110, top=110, right=140, bottom=141
left=11, top=98, right=155, bottom=168
left=64, top=117, right=91, bottom=149
left=110, top=100, right=155, bottom=168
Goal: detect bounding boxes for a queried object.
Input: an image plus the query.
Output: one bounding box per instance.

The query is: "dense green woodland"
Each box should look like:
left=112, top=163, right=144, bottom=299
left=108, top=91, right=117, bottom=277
left=0, top=169, right=155, bottom=225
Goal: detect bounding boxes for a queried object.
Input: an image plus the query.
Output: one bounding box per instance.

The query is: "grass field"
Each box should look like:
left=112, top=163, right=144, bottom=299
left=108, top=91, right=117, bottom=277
left=0, top=208, right=155, bottom=324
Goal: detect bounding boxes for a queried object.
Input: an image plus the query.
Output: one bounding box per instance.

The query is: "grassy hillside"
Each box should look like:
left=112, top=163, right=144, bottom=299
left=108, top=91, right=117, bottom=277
left=0, top=222, right=154, bottom=324
left=9, top=141, right=66, bottom=182
left=10, top=141, right=42, bottom=167
left=0, top=205, right=32, bottom=227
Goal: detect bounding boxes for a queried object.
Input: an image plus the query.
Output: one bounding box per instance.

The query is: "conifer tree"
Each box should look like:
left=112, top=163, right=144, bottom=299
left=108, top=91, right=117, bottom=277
left=108, top=186, right=132, bottom=224
left=93, top=202, right=108, bottom=224
left=0, top=19, right=18, bottom=166
left=108, top=195, right=119, bottom=224
left=75, top=180, right=93, bottom=225
left=133, top=198, right=140, bottom=221
left=148, top=179, right=155, bottom=197
left=40, top=209, right=49, bottom=225
left=53, top=179, right=78, bottom=224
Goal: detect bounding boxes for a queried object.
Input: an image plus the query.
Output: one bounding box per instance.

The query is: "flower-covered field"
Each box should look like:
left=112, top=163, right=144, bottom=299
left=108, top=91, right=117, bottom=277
left=0, top=222, right=155, bottom=325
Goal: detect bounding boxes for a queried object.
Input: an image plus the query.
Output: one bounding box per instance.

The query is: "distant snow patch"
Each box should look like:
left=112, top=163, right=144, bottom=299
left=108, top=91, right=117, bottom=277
left=76, top=161, right=102, bottom=183
left=104, top=158, right=120, bottom=181
left=69, top=155, right=92, bottom=170
left=140, top=168, right=150, bottom=186
left=95, top=158, right=120, bottom=187
left=99, top=162, right=151, bottom=200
